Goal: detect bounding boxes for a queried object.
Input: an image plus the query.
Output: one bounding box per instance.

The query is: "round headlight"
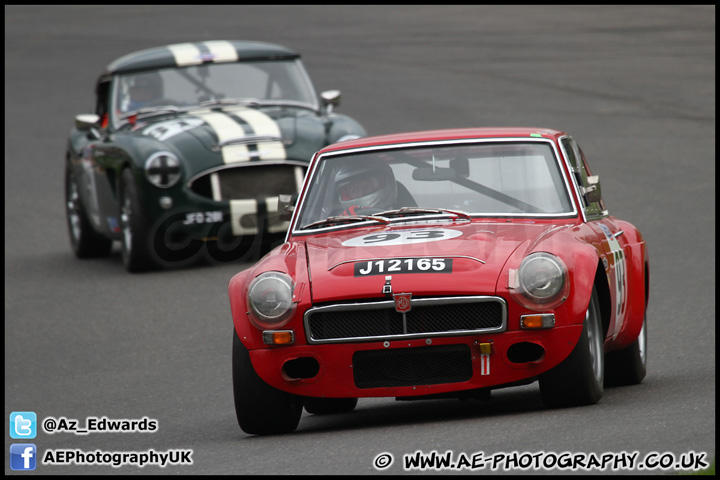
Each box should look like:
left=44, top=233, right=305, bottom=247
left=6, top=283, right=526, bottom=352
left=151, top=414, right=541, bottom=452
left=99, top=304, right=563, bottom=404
left=247, top=272, right=296, bottom=329
left=145, top=151, right=181, bottom=188
left=518, top=252, right=568, bottom=305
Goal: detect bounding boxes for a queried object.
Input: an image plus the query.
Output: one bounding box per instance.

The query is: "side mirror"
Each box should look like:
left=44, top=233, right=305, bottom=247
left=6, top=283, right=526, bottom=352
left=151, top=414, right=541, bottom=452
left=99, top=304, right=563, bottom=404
left=75, top=114, right=100, bottom=131
left=320, top=90, right=341, bottom=114
left=75, top=114, right=101, bottom=139
left=278, top=193, right=298, bottom=221
left=582, top=175, right=602, bottom=204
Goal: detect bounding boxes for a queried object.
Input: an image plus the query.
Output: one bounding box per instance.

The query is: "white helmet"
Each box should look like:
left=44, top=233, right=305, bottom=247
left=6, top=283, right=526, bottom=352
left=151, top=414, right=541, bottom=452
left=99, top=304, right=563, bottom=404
left=335, top=159, right=397, bottom=211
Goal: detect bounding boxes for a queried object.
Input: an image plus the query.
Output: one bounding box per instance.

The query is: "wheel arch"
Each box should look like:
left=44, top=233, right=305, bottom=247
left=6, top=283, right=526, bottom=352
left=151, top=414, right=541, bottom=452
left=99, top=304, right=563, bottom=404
left=644, top=258, right=650, bottom=310
left=229, top=270, right=264, bottom=349
left=115, top=161, right=136, bottom=199
left=593, top=258, right=612, bottom=340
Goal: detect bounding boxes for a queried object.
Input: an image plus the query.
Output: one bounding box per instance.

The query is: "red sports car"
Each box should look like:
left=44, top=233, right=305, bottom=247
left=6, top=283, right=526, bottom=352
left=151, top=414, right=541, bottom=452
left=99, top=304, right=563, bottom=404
left=228, top=127, right=649, bottom=435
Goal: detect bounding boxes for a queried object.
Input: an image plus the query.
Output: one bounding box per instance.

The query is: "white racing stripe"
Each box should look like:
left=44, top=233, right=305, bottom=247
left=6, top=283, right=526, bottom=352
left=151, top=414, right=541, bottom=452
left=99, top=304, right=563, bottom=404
left=294, top=166, right=305, bottom=192
left=168, top=43, right=203, bottom=66
left=193, top=105, right=291, bottom=236
left=230, top=199, right=259, bottom=236
left=194, top=108, right=287, bottom=164
left=193, top=111, right=251, bottom=164
left=265, top=196, right=290, bottom=234
left=231, top=196, right=293, bottom=236
left=233, top=108, right=287, bottom=160
left=265, top=167, right=304, bottom=234
left=265, top=196, right=282, bottom=233
left=237, top=167, right=304, bottom=236
left=168, top=41, right=238, bottom=66
left=201, top=41, right=238, bottom=63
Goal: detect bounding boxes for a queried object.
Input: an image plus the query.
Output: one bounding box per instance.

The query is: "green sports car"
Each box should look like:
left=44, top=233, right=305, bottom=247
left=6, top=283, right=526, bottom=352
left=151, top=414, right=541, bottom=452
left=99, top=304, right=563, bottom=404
left=65, top=40, right=366, bottom=272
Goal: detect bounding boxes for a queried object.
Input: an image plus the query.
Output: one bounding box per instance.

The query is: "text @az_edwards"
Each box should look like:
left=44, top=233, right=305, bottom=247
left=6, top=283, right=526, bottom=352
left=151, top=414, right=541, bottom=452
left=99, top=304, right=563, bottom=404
left=42, top=416, right=157, bottom=434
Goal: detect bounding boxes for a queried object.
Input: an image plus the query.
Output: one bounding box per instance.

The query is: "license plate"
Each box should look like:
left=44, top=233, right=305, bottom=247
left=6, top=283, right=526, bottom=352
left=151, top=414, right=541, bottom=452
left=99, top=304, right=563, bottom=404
left=353, top=258, right=453, bottom=276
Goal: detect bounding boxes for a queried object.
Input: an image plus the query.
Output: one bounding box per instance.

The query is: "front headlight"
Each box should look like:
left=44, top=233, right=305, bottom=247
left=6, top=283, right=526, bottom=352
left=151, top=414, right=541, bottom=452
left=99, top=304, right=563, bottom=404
left=513, top=252, right=568, bottom=309
left=247, top=272, right=296, bottom=329
left=145, top=151, right=181, bottom=188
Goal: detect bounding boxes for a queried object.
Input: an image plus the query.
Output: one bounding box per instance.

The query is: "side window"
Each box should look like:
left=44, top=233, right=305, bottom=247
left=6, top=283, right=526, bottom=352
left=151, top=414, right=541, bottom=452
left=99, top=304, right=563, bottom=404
left=561, top=137, right=606, bottom=218
left=578, top=146, right=607, bottom=216
left=95, top=79, right=111, bottom=129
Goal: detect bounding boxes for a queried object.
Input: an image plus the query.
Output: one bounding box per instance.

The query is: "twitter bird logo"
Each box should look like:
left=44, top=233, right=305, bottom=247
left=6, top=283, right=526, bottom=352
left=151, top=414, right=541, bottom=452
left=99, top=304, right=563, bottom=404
left=10, top=412, right=37, bottom=439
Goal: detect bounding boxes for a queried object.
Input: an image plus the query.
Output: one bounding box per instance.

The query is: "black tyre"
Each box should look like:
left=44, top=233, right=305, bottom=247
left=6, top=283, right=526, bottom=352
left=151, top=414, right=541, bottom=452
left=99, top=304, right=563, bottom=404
left=304, top=397, right=358, bottom=415
left=605, top=314, right=647, bottom=386
left=540, top=287, right=604, bottom=408
left=232, top=332, right=303, bottom=435
left=65, top=167, right=113, bottom=258
left=119, top=168, right=156, bottom=272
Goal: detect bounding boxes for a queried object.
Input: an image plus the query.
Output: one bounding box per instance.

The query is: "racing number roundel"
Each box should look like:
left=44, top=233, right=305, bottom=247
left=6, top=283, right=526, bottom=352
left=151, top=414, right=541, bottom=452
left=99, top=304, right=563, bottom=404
left=598, top=224, right=627, bottom=338
left=342, top=228, right=462, bottom=247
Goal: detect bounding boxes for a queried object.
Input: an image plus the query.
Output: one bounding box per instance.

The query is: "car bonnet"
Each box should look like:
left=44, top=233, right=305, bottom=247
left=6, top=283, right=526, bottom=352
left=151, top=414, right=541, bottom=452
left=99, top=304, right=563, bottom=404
left=302, top=221, right=560, bottom=304
left=130, top=107, right=322, bottom=170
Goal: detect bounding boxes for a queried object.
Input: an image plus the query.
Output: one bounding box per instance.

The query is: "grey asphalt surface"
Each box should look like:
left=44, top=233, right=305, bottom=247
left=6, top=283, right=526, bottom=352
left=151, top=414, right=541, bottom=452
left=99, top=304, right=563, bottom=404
left=5, top=5, right=715, bottom=475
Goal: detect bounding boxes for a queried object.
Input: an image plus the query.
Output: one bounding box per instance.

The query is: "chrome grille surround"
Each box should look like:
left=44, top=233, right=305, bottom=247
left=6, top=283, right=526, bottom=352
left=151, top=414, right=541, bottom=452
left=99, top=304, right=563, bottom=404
left=304, top=296, right=507, bottom=344
left=186, top=161, right=307, bottom=202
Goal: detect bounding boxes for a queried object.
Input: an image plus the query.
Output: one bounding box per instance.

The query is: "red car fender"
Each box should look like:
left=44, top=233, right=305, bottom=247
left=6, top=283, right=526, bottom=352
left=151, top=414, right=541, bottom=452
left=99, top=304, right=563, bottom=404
left=561, top=241, right=602, bottom=325
left=496, top=231, right=600, bottom=329
left=229, top=241, right=311, bottom=350
left=229, top=269, right=261, bottom=348
left=606, top=220, right=648, bottom=351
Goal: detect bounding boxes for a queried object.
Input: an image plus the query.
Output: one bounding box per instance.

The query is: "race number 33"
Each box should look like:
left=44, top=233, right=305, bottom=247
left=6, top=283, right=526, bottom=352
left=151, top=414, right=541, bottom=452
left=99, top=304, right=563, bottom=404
left=342, top=228, right=462, bottom=247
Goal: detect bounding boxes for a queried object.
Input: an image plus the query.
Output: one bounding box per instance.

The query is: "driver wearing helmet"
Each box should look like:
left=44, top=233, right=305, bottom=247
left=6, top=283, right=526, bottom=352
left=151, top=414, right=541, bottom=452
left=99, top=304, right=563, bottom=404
left=127, top=72, right=164, bottom=111
left=335, top=159, right=397, bottom=216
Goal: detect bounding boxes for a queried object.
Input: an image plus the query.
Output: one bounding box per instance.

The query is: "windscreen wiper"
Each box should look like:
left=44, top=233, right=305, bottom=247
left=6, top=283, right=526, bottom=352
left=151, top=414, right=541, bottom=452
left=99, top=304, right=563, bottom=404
left=199, top=97, right=260, bottom=108
left=374, top=207, right=472, bottom=220
left=301, top=215, right=390, bottom=230
left=199, top=97, right=318, bottom=113
left=120, top=106, right=182, bottom=121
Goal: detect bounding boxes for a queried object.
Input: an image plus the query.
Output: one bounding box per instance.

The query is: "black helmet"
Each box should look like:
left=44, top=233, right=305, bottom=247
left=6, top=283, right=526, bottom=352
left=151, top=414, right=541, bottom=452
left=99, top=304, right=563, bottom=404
left=335, top=159, right=397, bottom=211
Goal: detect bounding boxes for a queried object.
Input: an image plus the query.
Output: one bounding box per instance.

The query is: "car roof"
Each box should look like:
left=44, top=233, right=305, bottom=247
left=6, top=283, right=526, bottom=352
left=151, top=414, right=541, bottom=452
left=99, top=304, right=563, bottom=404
left=320, top=127, right=567, bottom=154
left=103, top=40, right=300, bottom=75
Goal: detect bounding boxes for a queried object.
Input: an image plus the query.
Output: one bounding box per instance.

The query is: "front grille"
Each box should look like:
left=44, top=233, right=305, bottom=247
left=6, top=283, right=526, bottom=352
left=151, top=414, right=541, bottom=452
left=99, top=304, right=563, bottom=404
left=353, top=344, right=472, bottom=388
left=304, top=296, right=506, bottom=344
left=188, top=163, right=305, bottom=201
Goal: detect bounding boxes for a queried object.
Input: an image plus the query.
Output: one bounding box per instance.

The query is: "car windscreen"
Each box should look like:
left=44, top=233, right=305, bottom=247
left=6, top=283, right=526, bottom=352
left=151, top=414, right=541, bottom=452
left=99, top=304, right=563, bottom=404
left=295, top=140, right=576, bottom=229
left=111, top=59, right=317, bottom=122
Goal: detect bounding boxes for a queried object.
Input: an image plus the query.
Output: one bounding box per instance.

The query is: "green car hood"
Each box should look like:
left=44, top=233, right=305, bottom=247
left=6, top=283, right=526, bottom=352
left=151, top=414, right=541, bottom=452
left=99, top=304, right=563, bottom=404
left=129, top=106, right=325, bottom=175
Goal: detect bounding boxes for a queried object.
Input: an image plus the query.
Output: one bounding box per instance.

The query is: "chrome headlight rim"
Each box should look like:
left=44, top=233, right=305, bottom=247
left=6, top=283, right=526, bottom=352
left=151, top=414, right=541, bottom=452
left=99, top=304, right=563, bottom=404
left=247, top=272, right=296, bottom=330
left=144, top=151, right=181, bottom=189
left=517, top=252, right=568, bottom=307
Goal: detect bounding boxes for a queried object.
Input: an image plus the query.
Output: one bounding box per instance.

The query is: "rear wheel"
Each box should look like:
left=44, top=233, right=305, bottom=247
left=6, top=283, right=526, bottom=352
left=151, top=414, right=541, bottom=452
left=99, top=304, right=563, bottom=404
left=65, top=167, right=112, bottom=258
left=540, top=287, right=604, bottom=408
left=119, top=168, right=156, bottom=272
left=605, top=314, right=647, bottom=386
left=304, top=397, right=358, bottom=415
left=232, top=332, right=303, bottom=435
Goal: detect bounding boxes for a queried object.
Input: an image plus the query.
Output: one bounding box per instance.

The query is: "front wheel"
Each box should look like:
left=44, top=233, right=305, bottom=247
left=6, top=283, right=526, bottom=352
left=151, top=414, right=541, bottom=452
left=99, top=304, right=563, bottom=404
left=65, top=167, right=112, bottom=258
left=539, top=287, right=604, bottom=408
left=119, top=168, right=155, bottom=272
left=232, top=332, right=303, bottom=435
